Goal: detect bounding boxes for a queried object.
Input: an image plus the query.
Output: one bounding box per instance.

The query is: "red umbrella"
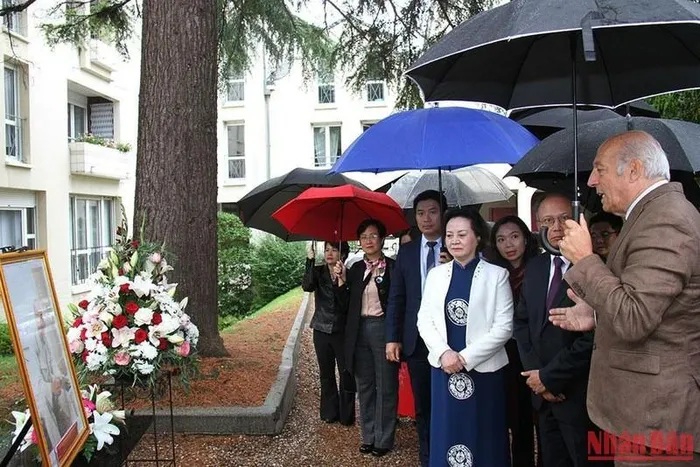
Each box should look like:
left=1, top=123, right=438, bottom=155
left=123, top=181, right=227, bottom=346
left=272, top=184, right=409, bottom=241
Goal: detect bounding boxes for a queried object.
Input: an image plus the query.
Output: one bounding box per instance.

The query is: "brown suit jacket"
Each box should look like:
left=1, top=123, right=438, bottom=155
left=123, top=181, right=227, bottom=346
left=565, top=182, right=700, bottom=452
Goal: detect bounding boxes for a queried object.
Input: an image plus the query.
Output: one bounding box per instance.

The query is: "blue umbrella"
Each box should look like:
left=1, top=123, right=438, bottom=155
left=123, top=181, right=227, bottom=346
left=329, top=106, right=539, bottom=174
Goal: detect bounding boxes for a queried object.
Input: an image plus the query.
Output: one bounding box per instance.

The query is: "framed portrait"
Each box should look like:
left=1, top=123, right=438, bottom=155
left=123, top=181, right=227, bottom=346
left=0, top=250, right=89, bottom=466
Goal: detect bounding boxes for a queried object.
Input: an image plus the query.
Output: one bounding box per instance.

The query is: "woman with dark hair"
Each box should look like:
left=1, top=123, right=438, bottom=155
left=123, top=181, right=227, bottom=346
left=302, top=240, right=354, bottom=425
left=417, top=207, right=513, bottom=467
left=489, top=215, right=540, bottom=467
left=334, top=219, right=398, bottom=457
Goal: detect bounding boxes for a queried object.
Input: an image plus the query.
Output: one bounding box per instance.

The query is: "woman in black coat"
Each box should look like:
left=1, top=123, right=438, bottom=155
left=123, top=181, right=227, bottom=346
left=302, top=240, right=354, bottom=425
left=335, top=219, right=398, bottom=458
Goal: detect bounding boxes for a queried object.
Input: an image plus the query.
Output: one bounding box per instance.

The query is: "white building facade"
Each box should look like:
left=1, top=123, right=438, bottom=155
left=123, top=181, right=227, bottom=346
left=0, top=1, right=139, bottom=317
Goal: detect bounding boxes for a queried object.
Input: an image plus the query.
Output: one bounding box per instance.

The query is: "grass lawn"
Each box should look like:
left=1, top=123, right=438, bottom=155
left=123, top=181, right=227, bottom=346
left=0, top=355, right=18, bottom=391
left=219, top=287, right=303, bottom=333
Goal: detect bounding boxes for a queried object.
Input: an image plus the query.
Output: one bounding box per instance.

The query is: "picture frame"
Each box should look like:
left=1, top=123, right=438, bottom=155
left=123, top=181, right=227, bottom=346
left=0, top=250, right=89, bottom=466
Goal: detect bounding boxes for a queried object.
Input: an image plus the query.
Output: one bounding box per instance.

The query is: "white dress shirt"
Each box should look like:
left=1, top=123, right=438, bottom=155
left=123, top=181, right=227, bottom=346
left=420, top=235, right=442, bottom=290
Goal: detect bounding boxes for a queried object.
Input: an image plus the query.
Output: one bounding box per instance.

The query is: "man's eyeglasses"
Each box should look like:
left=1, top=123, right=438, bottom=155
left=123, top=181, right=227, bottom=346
left=538, top=214, right=571, bottom=228
left=591, top=231, right=617, bottom=240
left=359, top=233, right=380, bottom=242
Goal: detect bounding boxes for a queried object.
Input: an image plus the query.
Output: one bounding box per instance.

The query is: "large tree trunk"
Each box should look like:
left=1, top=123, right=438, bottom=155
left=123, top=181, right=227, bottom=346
left=134, top=0, right=227, bottom=356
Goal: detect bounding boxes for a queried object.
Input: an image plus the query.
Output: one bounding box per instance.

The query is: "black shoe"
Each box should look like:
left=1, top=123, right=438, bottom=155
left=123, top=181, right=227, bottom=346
left=371, top=447, right=391, bottom=457
left=321, top=417, right=338, bottom=424
left=359, top=444, right=374, bottom=454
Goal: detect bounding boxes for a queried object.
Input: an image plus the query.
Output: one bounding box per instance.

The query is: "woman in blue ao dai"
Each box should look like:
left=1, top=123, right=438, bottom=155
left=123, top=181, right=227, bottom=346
left=417, top=208, right=514, bottom=467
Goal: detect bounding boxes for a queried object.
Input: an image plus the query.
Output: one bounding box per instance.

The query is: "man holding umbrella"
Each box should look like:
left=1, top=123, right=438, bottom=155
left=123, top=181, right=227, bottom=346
left=386, top=189, right=447, bottom=467
left=551, top=131, right=700, bottom=465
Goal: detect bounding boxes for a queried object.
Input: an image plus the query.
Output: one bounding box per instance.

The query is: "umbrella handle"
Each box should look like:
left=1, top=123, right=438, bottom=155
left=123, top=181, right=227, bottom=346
left=539, top=227, right=562, bottom=257
left=539, top=202, right=580, bottom=257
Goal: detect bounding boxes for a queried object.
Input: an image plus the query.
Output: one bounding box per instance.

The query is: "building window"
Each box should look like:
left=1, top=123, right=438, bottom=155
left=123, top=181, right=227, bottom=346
left=366, top=80, right=385, bottom=102
left=4, top=66, right=23, bottom=161
left=2, top=0, right=25, bottom=35
left=0, top=207, right=36, bottom=249
left=67, top=103, right=87, bottom=140
left=361, top=122, right=376, bottom=132
left=88, top=99, right=114, bottom=139
left=317, top=71, right=335, bottom=104
left=227, top=124, right=245, bottom=179
left=70, top=196, right=115, bottom=285
left=226, top=72, right=244, bottom=102
left=313, top=125, right=342, bottom=168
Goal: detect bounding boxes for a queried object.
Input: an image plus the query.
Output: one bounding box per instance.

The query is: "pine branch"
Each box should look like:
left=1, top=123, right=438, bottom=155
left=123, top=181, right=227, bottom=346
left=0, top=0, right=37, bottom=16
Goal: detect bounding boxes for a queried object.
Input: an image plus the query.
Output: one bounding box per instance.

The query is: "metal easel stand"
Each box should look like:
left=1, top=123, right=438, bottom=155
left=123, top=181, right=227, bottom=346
left=113, top=371, right=177, bottom=467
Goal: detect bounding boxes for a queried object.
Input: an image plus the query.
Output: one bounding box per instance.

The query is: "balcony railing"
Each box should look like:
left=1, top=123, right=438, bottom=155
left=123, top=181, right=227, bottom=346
left=68, top=141, right=132, bottom=180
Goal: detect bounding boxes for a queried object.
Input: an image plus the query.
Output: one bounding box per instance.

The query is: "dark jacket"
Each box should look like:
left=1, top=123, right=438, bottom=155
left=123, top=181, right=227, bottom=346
left=386, top=239, right=424, bottom=357
left=302, top=259, right=345, bottom=334
left=335, top=257, right=394, bottom=371
left=513, top=253, right=593, bottom=421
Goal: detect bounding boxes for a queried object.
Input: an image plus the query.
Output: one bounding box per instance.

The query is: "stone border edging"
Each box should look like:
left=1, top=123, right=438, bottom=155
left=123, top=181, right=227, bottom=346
left=131, top=292, right=311, bottom=435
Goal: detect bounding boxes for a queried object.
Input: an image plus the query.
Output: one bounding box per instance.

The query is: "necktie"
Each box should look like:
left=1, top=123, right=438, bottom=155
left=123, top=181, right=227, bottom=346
left=426, top=241, right=437, bottom=274
left=546, top=257, right=564, bottom=312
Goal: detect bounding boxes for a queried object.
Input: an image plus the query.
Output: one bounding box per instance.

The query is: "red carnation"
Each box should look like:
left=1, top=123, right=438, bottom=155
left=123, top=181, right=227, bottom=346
left=134, top=328, right=148, bottom=344
left=80, top=328, right=87, bottom=341
left=158, top=338, right=168, bottom=350
left=119, top=283, right=130, bottom=294
left=112, top=314, right=128, bottom=329
left=73, top=317, right=82, bottom=327
left=130, top=240, right=140, bottom=249
left=151, top=313, right=163, bottom=325
left=101, top=331, right=112, bottom=347
left=125, top=301, right=139, bottom=315
left=78, top=299, right=89, bottom=310
left=81, top=350, right=88, bottom=362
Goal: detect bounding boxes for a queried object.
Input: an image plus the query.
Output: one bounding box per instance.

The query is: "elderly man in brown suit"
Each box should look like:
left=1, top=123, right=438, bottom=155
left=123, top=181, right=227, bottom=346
left=550, top=130, right=700, bottom=466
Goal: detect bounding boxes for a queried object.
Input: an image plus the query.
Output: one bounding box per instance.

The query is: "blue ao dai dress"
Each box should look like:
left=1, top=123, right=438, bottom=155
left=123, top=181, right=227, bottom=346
left=429, top=258, right=509, bottom=467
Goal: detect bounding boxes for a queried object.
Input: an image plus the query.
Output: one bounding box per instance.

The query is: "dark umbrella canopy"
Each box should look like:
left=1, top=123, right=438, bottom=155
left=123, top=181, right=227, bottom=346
left=512, top=108, right=624, bottom=139
left=507, top=117, right=700, bottom=206
left=406, top=0, right=700, bottom=109
left=229, top=168, right=368, bottom=241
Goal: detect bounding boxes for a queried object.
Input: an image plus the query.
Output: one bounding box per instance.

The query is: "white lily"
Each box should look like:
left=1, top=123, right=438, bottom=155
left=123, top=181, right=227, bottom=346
left=131, top=274, right=155, bottom=298
left=91, top=411, right=120, bottom=451
left=111, top=327, right=135, bottom=348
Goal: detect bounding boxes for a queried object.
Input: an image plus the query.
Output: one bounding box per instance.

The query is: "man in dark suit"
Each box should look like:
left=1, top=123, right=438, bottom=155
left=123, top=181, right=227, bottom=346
left=514, top=193, right=596, bottom=467
left=385, top=189, right=446, bottom=467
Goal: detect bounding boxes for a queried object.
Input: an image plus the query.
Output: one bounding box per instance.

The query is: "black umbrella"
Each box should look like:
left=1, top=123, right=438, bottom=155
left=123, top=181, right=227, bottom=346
left=512, top=108, right=624, bottom=139
left=221, top=168, right=368, bottom=241
left=406, top=0, right=700, bottom=252
left=507, top=117, right=700, bottom=206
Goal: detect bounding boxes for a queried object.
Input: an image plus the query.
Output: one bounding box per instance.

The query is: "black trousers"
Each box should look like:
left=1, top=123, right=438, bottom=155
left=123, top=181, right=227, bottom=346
left=406, top=337, right=432, bottom=467
left=505, top=339, right=537, bottom=467
left=539, top=404, right=598, bottom=467
left=313, top=329, right=354, bottom=424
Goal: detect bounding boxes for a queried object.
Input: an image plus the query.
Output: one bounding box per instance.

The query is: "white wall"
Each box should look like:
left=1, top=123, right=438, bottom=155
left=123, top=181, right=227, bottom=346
left=0, top=0, right=140, bottom=319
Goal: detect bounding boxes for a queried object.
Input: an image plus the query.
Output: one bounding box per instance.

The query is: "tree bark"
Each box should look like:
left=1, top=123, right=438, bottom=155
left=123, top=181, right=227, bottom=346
left=135, top=0, right=227, bottom=356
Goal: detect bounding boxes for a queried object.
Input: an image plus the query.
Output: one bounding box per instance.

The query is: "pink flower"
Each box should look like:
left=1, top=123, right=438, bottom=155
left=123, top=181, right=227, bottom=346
left=114, top=351, right=131, bottom=366
left=82, top=397, right=96, bottom=418
left=69, top=340, right=84, bottom=353
left=176, top=341, right=190, bottom=357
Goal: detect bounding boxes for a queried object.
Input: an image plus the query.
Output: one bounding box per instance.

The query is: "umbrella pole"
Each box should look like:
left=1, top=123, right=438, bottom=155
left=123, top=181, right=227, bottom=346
left=438, top=168, right=446, bottom=249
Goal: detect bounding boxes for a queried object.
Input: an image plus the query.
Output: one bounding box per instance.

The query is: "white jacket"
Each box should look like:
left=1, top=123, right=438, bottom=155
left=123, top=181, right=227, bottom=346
left=417, top=259, right=513, bottom=373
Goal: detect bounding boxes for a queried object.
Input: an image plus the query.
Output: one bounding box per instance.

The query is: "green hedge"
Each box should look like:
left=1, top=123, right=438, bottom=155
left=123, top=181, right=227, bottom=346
left=250, top=236, right=306, bottom=310
left=0, top=323, right=13, bottom=356
left=217, top=212, right=306, bottom=320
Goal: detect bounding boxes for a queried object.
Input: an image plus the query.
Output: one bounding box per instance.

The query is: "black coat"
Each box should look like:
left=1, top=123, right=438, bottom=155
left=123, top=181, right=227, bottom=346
left=302, top=259, right=345, bottom=334
left=335, top=257, right=394, bottom=372
left=513, top=253, right=594, bottom=422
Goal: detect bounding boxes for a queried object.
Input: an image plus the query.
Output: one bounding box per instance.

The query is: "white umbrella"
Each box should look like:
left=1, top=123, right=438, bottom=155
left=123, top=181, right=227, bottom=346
left=387, top=166, right=513, bottom=209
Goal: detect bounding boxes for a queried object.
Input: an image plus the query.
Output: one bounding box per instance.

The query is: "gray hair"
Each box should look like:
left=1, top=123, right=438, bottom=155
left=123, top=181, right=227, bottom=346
left=614, top=131, right=670, bottom=180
